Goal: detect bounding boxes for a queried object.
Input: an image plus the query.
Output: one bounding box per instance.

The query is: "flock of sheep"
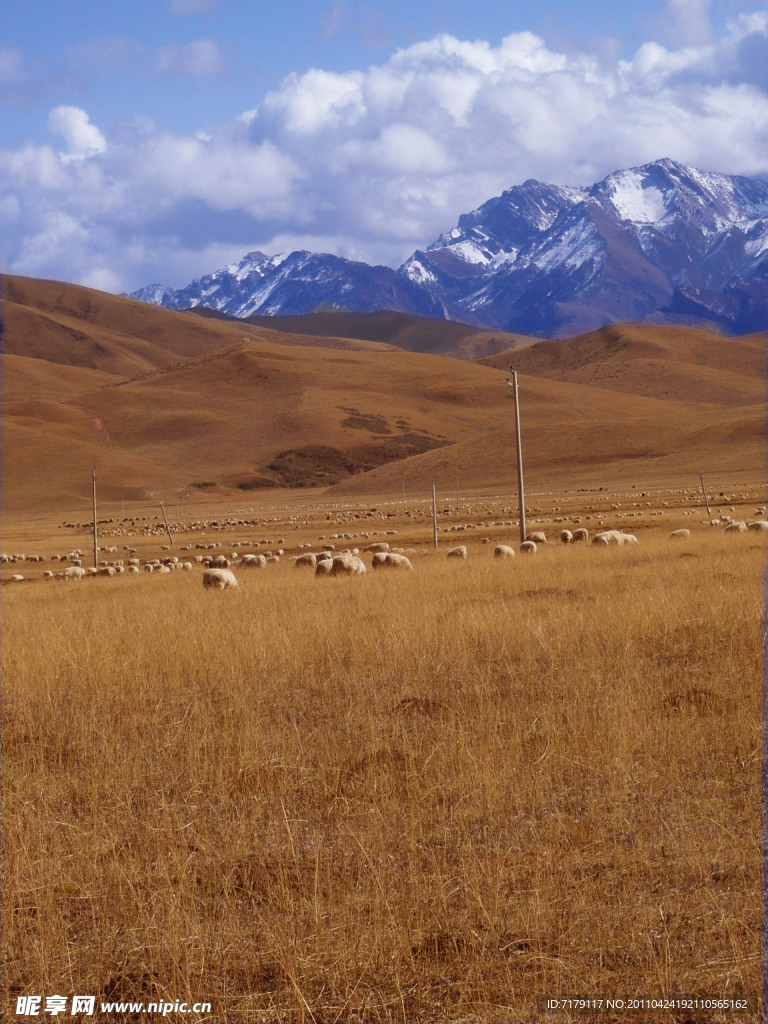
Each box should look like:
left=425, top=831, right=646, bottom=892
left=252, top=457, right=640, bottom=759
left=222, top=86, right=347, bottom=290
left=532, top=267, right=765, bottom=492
left=5, top=494, right=766, bottom=588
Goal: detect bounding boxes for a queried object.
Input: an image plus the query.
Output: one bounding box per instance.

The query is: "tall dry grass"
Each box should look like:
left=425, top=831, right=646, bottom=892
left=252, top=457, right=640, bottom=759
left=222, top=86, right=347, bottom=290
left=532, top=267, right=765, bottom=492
left=2, top=530, right=762, bottom=1022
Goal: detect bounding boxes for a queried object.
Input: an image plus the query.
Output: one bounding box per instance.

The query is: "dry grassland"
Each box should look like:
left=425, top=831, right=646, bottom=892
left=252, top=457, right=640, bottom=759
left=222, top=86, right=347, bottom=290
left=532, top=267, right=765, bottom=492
left=2, top=525, right=762, bottom=1023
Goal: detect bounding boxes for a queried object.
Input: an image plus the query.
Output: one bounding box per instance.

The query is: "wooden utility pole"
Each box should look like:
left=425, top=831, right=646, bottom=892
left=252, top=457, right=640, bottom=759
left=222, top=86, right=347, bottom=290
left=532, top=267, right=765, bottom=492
left=92, top=466, right=98, bottom=568
left=432, top=485, right=438, bottom=549
left=456, top=478, right=459, bottom=512
left=699, top=473, right=712, bottom=519
left=509, top=370, right=527, bottom=544
left=160, top=503, right=174, bottom=547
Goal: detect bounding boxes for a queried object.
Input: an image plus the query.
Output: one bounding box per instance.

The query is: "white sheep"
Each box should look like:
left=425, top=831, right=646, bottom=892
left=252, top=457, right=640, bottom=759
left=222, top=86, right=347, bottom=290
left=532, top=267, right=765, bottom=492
left=329, top=553, right=366, bottom=576
left=725, top=521, right=747, bottom=534
left=592, top=530, right=624, bottom=545
left=528, top=531, right=547, bottom=544
left=240, top=553, right=267, bottom=568
left=364, top=542, right=390, bottom=553
left=520, top=540, right=537, bottom=554
left=559, top=530, right=573, bottom=544
left=202, top=567, right=239, bottom=590
left=494, top=545, right=515, bottom=558
left=670, top=528, right=691, bottom=540
left=294, top=553, right=317, bottom=568
left=747, top=520, right=768, bottom=532
left=572, top=528, right=589, bottom=543
left=447, top=545, right=467, bottom=559
left=375, top=552, right=413, bottom=570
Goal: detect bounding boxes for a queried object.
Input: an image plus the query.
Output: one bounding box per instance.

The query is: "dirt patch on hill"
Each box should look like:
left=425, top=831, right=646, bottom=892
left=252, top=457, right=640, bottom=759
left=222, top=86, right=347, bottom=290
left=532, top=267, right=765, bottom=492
left=232, top=434, right=450, bottom=489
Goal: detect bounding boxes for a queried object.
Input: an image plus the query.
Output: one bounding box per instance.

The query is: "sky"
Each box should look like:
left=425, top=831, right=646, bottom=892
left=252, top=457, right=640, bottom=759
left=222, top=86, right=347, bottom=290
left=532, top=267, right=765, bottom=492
left=2, top=0, right=768, bottom=293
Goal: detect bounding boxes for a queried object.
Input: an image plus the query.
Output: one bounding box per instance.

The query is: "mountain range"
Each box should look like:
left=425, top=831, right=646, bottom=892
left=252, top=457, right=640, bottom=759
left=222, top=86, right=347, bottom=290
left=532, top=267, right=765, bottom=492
left=131, top=158, right=768, bottom=337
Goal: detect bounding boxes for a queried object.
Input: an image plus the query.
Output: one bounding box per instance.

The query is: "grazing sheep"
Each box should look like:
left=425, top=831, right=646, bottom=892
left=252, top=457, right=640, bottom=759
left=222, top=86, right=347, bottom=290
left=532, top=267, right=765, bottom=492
left=240, top=553, right=267, bottom=568
left=494, top=545, right=515, bottom=558
left=447, top=545, right=467, bottom=559
left=127, top=565, right=140, bottom=573
left=560, top=529, right=573, bottom=544
left=10, top=574, right=24, bottom=582
left=202, top=567, right=239, bottom=590
left=314, top=559, right=333, bottom=576
left=725, top=521, right=748, bottom=534
left=621, top=533, right=639, bottom=544
left=592, top=530, right=624, bottom=545
left=61, top=566, right=86, bottom=579
left=375, top=552, right=413, bottom=570
left=97, top=566, right=116, bottom=576
left=294, top=553, right=317, bottom=568
left=364, top=542, right=390, bottom=553
left=329, top=554, right=366, bottom=576
left=528, top=531, right=547, bottom=544
left=520, top=540, right=537, bottom=554
left=670, top=528, right=691, bottom=540
left=748, top=520, right=768, bottom=532
left=572, top=528, right=589, bottom=543
left=210, top=554, right=230, bottom=568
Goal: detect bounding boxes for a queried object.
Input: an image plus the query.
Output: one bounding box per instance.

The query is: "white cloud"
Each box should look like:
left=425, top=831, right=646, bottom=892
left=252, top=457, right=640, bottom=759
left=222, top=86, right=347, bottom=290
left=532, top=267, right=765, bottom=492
left=47, top=106, right=107, bottom=162
left=659, top=0, right=714, bottom=46
left=154, top=39, right=228, bottom=77
left=4, top=20, right=768, bottom=293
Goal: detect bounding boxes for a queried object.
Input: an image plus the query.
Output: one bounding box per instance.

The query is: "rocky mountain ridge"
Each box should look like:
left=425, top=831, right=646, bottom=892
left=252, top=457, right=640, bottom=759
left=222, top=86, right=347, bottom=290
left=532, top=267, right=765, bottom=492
left=131, top=159, right=768, bottom=336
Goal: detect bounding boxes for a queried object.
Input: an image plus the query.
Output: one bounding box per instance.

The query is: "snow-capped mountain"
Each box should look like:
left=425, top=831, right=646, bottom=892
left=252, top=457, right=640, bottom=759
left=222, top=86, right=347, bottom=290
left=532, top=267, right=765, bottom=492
left=133, top=250, right=421, bottom=319
left=131, top=160, right=768, bottom=336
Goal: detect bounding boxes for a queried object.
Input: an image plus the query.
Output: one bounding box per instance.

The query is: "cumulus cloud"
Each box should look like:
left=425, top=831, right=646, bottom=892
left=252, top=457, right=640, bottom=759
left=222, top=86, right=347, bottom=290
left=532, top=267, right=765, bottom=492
left=4, top=19, right=768, bottom=292
left=658, top=0, right=714, bottom=47
left=47, top=106, right=107, bottom=162
left=154, top=38, right=228, bottom=77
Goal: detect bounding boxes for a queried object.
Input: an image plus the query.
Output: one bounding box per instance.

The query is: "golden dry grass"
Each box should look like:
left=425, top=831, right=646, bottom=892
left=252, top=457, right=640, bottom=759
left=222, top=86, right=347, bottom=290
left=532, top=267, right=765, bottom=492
left=2, top=520, right=762, bottom=1023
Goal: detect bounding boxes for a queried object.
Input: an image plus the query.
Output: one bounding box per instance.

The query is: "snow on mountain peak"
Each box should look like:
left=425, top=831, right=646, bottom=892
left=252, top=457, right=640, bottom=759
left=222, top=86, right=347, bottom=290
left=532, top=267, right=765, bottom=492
left=600, top=169, right=668, bottom=224
left=129, top=158, right=768, bottom=336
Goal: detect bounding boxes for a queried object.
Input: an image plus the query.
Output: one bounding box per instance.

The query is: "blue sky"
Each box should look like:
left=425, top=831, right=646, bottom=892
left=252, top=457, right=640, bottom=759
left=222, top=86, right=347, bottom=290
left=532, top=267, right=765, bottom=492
left=3, top=0, right=768, bottom=292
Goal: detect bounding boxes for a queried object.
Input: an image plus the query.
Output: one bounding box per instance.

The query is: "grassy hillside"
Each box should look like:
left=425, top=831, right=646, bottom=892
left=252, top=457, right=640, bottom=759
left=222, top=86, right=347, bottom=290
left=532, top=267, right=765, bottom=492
left=193, top=307, right=537, bottom=361
left=1, top=277, right=765, bottom=513
left=480, top=322, right=766, bottom=406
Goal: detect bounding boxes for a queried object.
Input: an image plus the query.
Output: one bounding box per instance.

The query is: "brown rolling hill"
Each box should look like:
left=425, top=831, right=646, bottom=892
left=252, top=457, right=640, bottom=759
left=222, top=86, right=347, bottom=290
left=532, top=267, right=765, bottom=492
left=1, top=277, right=765, bottom=513
left=3, top=275, right=395, bottom=377
left=192, top=306, right=537, bottom=361
left=480, top=322, right=766, bottom=407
